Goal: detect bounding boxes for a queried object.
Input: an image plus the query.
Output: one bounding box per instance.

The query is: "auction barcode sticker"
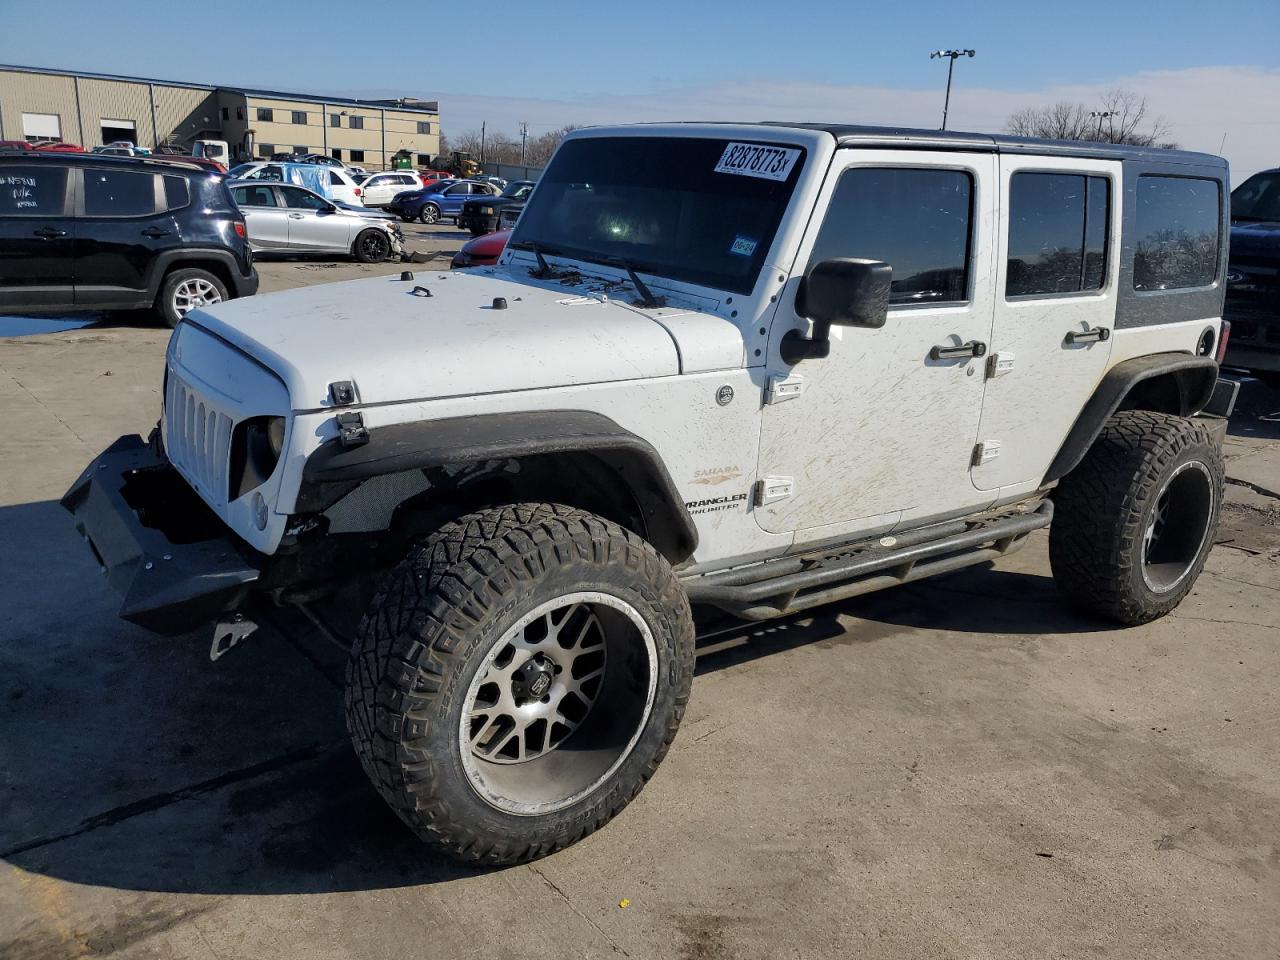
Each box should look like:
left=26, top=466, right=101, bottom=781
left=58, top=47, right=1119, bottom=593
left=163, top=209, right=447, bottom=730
left=714, top=142, right=801, bottom=182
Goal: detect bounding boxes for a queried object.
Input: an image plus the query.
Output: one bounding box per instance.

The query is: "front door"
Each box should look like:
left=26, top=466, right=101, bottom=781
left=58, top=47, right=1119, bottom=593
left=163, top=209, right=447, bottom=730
left=277, top=185, right=350, bottom=252
left=757, top=150, right=998, bottom=544
left=971, top=157, right=1119, bottom=490
left=0, top=162, right=76, bottom=309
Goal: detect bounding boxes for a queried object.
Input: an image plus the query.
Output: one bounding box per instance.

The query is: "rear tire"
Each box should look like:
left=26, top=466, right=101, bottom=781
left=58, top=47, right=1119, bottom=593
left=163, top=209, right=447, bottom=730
left=1050, top=410, right=1224, bottom=625
left=156, top=267, right=227, bottom=328
left=345, top=503, right=695, bottom=865
left=419, top=203, right=441, bottom=224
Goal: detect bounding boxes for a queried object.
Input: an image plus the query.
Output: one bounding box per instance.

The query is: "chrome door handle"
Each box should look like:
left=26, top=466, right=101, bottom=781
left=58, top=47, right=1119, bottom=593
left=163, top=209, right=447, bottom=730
left=1064, top=327, right=1111, bottom=345
left=288, top=213, right=304, bottom=219
left=930, top=340, right=987, bottom=361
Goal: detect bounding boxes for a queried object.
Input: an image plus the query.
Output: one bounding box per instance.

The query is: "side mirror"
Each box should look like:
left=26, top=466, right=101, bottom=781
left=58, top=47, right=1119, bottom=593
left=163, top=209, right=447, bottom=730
left=781, top=258, right=892, bottom=364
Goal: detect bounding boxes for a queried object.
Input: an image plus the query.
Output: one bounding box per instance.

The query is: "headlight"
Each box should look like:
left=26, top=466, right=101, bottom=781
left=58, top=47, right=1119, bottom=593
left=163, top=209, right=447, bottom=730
left=480, top=206, right=494, bottom=215
left=230, top=415, right=286, bottom=499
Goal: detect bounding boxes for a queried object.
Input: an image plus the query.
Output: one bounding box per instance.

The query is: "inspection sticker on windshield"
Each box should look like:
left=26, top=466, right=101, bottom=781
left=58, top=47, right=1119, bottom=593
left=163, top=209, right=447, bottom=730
left=714, top=142, right=800, bottom=182
left=729, top=235, right=758, bottom=257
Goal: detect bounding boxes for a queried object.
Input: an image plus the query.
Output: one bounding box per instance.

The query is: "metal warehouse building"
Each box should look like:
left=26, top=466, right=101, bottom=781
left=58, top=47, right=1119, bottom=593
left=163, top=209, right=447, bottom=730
left=0, top=64, right=441, bottom=170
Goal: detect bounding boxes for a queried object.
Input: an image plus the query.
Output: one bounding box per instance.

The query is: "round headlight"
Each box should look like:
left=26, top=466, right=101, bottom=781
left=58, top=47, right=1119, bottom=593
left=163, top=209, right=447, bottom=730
left=267, top=416, right=286, bottom=456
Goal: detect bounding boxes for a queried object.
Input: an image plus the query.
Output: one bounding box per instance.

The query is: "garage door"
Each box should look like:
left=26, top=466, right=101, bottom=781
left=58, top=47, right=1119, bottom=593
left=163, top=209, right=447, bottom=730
left=22, top=112, right=61, bottom=141
left=101, top=118, right=137, bottom=145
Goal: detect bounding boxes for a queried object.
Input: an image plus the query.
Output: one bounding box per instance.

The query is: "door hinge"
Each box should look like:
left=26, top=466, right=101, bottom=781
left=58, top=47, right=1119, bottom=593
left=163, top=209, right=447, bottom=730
left=986, top=352, right=1015, bottom=379
left=336, top=411, right=369, bottom=448
left=755, top=476, right=795, bottom=505
left=765, top=373, right=804, bottom=404
left=971, top=440, right=1001, bottom=467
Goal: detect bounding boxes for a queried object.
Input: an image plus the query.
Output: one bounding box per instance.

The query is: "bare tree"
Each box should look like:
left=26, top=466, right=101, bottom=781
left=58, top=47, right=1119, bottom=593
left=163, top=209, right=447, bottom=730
left=1006, top=89, right=1176, bottom=147
left=434, top=125, right=578, bottom=169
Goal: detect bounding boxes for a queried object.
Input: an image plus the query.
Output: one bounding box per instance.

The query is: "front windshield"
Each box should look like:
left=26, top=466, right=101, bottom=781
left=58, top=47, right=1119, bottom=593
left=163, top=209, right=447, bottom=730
left=510, top=136, right=805, bottom=295
left=1231, top=172, right=1280, bottom=222
left=503, top=181, right=534, bottom=199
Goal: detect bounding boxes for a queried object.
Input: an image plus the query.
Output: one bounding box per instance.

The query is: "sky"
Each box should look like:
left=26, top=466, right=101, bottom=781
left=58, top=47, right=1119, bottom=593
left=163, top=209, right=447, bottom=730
left=1, top=0, right=1277, bottom=177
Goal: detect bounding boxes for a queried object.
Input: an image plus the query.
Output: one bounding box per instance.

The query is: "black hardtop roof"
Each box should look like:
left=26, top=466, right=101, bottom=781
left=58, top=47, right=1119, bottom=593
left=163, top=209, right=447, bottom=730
left=761, top=122, right=1225, bottom=168
left=0, top=151, right=210, bottom=174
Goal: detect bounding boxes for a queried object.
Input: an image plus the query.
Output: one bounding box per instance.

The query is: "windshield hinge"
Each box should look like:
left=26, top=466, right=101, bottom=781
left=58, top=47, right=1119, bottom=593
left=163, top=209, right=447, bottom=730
left=755, top=476, right=795, bottom=505
left=336, top=411, right=369, bottom=448
left=765, top=373, right=804, bottom=404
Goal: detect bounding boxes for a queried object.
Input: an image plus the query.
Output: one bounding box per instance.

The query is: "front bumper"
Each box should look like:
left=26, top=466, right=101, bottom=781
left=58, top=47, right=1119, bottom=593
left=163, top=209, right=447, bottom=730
left=458, top=213, right=498, bottom=233
left=61, top=434, right=261, bottom=635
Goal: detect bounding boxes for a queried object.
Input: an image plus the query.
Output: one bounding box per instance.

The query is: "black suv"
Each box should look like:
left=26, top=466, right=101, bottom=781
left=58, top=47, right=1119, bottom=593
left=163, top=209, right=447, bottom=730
left=1223, top=167, right=1280, bottom=388
left=0, top=152, right=258, bottom=326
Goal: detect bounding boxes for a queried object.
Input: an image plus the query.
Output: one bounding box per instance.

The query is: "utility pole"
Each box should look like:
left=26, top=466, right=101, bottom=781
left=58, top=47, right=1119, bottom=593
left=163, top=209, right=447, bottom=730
left=1090, top=110, right=1116, bottom=141
left=929, top=49, right=975, bottom=131
left=480, top=121, right=486, bottom=165
left=520, top=122, right=528, bottom=167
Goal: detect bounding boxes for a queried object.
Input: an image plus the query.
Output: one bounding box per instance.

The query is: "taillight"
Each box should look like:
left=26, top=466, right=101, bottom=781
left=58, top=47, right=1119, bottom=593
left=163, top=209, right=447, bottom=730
left=1216, top=320, right=1231, bottom=363
left=233, top=221, right=246, bottom=239
left=354, top=187, right=361, bottom=196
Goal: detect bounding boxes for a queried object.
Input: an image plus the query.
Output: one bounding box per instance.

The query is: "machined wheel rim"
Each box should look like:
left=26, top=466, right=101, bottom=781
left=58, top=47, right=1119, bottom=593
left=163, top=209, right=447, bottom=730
left=421, top=205, right=439, bottom=223
left=360, top=232, right=390, bottom=260
left=459, top=591, right=658, bottom=816
left=172, top=278, right=221, bottom=315
left=1142, top=459, right=1215, bottom=593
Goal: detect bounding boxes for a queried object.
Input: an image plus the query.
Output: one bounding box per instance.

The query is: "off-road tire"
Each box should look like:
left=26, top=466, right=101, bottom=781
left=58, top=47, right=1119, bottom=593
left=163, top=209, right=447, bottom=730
left=1050, top=410, right=1224, bottom=625
left=353, top=228, right=391, bottom=263
left=156, top=267, right=227, bottom=327
left=345, top=503, right=695, bottom=865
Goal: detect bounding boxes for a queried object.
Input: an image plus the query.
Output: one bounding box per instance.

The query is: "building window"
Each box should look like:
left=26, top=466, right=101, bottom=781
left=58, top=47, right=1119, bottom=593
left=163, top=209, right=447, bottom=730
left=293, top=145, right=307, bottom=155
left=258, top=143, right=274, bottom=158
left=349, top=116, right=364, bottom=130
left=417, top=121, right=432, bottom=135
left=331, top=148, right=342, bottom=160
left=330, top=114, right=341, bottom=128
left=809, top=167, right=974, bottom=305
left=220, top=107, right=229, bottom=121
left=1006, top=173, right=1110, bottom=297
left=1133, top=176, right=1221, bottom=291
left=256, top=107, right=273, bottom=122
left=292, top=110, right=307, bottom=125
left=236, top=107, right=245, bottom=121
left=417, top=153, right=431, bottom=166
left=350, top=150, right=365, bottom=163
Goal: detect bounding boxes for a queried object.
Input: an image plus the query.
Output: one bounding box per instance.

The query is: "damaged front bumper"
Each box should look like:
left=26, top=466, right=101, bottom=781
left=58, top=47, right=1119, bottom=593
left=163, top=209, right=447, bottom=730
left=60, top=435, right=262, bottom=635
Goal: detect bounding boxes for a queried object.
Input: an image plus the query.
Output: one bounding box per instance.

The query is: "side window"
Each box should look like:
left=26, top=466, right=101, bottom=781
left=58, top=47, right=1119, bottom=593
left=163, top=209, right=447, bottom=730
left=279, top=186, right=328, bottom=210
left=329, top=171, right=346, bottom=186
left=1006, top=173, right=1109, bottom=297
left=1133, top=176, right=1220, bottom=291
left=83, top=169, right=156, bottom=217
left=809, top=167, right=973, bottom=305
left=233, top=185, right=278, bottom=208
left=446, top=183, right=469, bottom=195
left=162, top=175, right=190, bottom=211
left=367, top=176, right=388, bottom=188
left=0, top=165, right=69, bottom=216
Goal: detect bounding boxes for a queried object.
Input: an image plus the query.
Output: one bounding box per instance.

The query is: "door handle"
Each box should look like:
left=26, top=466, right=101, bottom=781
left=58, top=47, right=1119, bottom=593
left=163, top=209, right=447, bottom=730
left=1064, top=326, right=1111, bottom=345
left=929, top=340, right=987, bottom=361
left=288, top=213, right=304, bottom=219
left=33, top=228, right=66, bottom=239
left=141, top=227, right=171, bottom=238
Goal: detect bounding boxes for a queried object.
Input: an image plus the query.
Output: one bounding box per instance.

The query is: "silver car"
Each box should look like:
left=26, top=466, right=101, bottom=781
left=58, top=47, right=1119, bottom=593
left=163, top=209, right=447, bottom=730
left=229, top=180, right=404, bottom=262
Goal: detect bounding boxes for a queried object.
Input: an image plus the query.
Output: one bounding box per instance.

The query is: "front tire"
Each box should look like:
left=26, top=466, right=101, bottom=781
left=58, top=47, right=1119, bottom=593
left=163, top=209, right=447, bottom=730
left=345, top=503, right=695, bottom=865
left=1050, top=410, right=1224, bottom=625
left=156, top=267, right=227, bottom=327
left=353, top=229, right=392, bottom=263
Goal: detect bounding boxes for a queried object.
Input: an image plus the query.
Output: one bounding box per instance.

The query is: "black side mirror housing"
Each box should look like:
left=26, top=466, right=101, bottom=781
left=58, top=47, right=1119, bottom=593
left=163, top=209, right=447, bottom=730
left=781, top=258, right=892, bottom=364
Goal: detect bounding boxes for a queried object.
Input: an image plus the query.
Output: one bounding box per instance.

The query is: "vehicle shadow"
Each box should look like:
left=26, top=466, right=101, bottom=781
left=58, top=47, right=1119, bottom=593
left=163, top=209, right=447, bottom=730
left=1225, top=377, right=1280, bottom=441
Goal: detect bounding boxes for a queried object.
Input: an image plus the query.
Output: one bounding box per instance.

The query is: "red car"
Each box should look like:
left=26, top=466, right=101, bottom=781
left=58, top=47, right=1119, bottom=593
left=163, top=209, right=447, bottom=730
left=419, top=170, right=453, bottom=184
left=0, top=140, right=34, bottom=151
left=33, top=141, right=86, bottom=153
left=451, top=229, right=509, bottom=268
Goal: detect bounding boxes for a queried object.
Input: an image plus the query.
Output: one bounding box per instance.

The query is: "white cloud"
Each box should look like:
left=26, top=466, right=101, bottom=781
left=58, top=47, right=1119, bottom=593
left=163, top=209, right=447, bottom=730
left=404, top=65, right=1278, bottom=180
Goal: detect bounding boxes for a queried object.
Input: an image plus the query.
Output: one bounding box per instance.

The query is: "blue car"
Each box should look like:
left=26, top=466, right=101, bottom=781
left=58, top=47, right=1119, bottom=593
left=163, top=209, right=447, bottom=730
left=385, top=179, right=503, bottom=224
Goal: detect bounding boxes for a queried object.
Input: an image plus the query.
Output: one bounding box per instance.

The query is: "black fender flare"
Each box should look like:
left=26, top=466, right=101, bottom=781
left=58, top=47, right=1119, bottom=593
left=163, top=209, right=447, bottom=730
left=143, top=248, right=246, bottom=299
left=301, top=409, right=698, bottom=563
left=1044, top=352, right=1219, bottom=483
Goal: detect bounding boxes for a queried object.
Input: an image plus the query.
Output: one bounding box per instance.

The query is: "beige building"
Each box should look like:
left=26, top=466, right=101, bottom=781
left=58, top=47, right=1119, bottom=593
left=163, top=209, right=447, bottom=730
left=0, top=64, right=441, bottom=170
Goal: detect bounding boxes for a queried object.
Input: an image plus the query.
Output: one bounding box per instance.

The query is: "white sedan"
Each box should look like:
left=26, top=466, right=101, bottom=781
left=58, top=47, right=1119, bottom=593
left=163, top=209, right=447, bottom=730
left=229, top=181, right=404, bottom=262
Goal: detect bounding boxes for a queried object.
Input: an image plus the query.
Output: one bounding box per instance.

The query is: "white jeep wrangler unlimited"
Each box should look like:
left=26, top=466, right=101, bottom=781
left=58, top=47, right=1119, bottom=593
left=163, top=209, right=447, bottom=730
left=64, top=123, right=1237, bottom=864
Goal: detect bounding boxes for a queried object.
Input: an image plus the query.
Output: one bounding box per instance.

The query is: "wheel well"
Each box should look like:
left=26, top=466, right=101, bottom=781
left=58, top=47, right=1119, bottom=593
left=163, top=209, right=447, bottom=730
left=1116, top=371, right=1194, bottom=415
left=158, top=259, right=234, bottom=299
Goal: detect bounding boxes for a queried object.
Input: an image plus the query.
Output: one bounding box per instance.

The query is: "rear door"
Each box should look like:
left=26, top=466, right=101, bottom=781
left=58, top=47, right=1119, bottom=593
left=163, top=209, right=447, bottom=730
left=362, top=174, right=400, bottom=206
left=75, top=165, right=181, bottom=307
left=277, top=185, right=351, bottom=252
left=971, top=157, right=1119, bottom=490
left=230, top=183, right=289, bottom=249
left=0, top=162, right=76, bottom=309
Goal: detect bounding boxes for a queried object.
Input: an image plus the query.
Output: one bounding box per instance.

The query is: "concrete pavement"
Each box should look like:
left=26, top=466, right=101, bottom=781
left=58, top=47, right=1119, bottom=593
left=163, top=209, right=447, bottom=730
left=1, top=263, right=1277, bottom=959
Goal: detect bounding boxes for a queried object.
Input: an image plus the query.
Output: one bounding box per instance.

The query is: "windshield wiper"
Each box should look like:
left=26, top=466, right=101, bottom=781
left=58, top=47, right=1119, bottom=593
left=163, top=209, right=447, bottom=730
left=607, top=258, right=663, bottom=308
left=511, top=240, right=565, bottom=279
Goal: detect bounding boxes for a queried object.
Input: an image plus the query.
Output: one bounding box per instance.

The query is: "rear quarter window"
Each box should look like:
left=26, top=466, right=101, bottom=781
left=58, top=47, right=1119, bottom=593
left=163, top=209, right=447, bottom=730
left=1133, top=176, right=1220, bottom=291
left=163, top=175, right=190, bottom=211
left=0, top=165, right=68, bottom=216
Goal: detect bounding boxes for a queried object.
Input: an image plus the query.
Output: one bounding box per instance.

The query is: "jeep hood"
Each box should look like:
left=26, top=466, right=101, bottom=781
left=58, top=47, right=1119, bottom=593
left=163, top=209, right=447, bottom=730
left=185, top=268, right=734, bottom=409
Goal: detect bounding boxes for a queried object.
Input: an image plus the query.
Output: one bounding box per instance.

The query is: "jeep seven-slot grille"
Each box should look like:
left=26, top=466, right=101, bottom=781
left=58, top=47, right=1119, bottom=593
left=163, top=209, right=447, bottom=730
left=165, top=373, right=233, bottom=505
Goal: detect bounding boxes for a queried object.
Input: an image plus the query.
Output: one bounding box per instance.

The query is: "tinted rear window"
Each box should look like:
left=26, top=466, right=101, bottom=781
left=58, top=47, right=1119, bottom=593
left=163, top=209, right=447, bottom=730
left=0, top=165, right=68, bottom=216
left=84, top=169, right=156, bottom=217
left=1006, top=173, right=1109, bottom=297
left=1133, top=176, right=1220, bottom=291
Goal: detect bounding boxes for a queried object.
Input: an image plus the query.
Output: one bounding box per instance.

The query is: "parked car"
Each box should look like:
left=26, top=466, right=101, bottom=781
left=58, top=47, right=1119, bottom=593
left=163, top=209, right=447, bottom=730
left=228, top=180, right=403, bottom=262
left=225, top=161, right=364, bottom=205
left=1222, top=167, right=1280, bottom=388
left=418, top=169, right=452, bottom=184
left=33, top=141, right=86, bottom=153
left=451, top=228, right=509, bottom=267
left=0, top=152, right=256, bottom=325
left=92, top=145, right=136, bottom=157
left=347, top=165, right=369, bottom=177
left=458, top=180, right=536, bottom=236
left=359, top=171, right=429, bottom=208
left=0, top=140, right=33, bottom=152
left=385, top=179, right=499, bottom=224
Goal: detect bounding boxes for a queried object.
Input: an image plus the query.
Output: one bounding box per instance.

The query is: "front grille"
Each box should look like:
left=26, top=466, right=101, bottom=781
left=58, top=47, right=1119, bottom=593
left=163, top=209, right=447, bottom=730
left=164, top=372, right=233, bottom=505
